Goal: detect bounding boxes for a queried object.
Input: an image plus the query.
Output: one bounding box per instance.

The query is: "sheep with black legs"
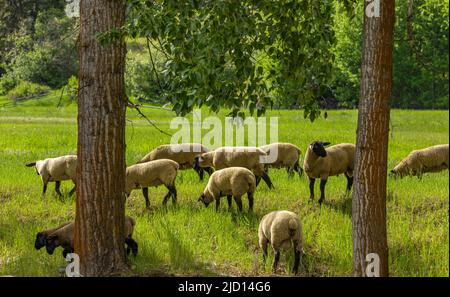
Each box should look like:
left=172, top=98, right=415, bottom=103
left=258, top=210, right=303, bottom=274
left=36, top=216, right=138, bottom=258
left=198, top=167, right=256, bottom=212
left=259, top=142, right=303, bottom=178
left=137, top=143, right=214, bottom=181
left=25, top=155, right=77, bottom=196
left=193, top=146, right=274, bottom=189
left=390, top=144, right=449, bottom=178
left=303, top=141, right=355, bottom=205
left=126, top=159, right=179, bottom=209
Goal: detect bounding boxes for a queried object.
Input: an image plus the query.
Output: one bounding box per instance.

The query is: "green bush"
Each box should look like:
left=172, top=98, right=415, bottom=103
left=0, top=73, right=18, bottom=95
left=7, top=81, right=50, bottom=101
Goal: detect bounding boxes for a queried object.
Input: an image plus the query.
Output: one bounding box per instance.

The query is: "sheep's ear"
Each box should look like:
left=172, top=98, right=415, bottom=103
left=25, top=162, right=36, bottom=167
left=322, top=142, right=331, bottom=146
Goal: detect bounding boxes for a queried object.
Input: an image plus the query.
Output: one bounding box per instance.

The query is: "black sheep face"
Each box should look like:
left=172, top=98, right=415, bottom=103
left=35, top=232, right=47, bottom=250
left=45, top=235, right=59, bottom=255
left=310, top=141, right=330, bottom=158
left=198, top=193, right=210, bottom=207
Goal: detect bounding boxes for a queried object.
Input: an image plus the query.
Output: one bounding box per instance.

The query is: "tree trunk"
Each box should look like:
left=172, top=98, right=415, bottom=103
left=74, top=0, right=128, bottom=276
left=352, top=0, right=395, bottom=277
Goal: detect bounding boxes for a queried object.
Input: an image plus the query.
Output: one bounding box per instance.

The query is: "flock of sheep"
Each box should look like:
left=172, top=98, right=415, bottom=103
left=27, top=141, right=449, bottom=275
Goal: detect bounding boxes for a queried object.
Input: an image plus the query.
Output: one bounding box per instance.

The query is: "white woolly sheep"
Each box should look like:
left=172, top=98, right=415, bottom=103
left=138, top=143, right=214, bottom=181
left=391, top=144, right=449, bottom=178
left=126, top=159, right=179, bottom=209
left=258, top=210, right=303, bottom=274
left=38, top=216, right=138, bottom=258
left=259, top=142, right=303, bottom=178
left=193, top=146, right=274, bottom=189
left=303, top=141, right=355, bottom=205
left=198, top=167, right=256, bottom=212
left=26, top=155, right=77, bottom=196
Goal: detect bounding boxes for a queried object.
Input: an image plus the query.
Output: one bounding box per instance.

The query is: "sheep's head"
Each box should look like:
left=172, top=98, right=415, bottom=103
left=309, top=141, right=330, bottom=158
left=197, top=193, right=212, bottom=207
left=34, top=232, right=48, bottom=250
left=193, top=155, right=205, bottom=170
left=25, top=161, right=40, bottom=175
left=45, top=234, right=60, bottom=255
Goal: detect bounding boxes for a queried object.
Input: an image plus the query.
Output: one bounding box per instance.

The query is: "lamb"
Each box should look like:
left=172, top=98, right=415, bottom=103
left=258, top=210, right=303, bottom=274
left=259, top=142, right=303, bottom=178
left=137, top=143, right=214, bottom=181
left=193, top=146, right=274, bottom=189
left=390, top=144, right=449, bottom=178
left=26, top=155, right=77, bottom=196
left=36, top=216, right=138, bottom=258
left=198, top=167, right=256, bottom=212
left=126, top=159, right=179, bottom=209
left=303, top=141, right=355, bottom=205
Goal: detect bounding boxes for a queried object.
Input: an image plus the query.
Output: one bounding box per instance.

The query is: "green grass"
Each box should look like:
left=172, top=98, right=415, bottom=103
left=0, top=93, right=448, bottom=276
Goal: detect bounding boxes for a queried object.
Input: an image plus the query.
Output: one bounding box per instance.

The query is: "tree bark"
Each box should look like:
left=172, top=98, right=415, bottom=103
left=352, top=0, right=395, bottom=277
left=75, top=0, right=128, bottom=276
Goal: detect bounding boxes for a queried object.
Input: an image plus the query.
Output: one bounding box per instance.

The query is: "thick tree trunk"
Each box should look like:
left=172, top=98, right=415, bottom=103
left=74, top=0, right=128, bottom=276
left=352, top=0, right=395, bottom=277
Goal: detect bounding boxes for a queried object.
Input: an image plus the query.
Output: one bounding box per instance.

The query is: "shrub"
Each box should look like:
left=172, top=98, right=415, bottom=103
left=0, top=74, right=18, bottom=95
left=7, top=81, right=50, bottom=101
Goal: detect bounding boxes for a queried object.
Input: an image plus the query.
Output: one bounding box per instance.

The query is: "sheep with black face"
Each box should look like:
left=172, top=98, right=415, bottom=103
left=303, top=141, right=355, bottom=205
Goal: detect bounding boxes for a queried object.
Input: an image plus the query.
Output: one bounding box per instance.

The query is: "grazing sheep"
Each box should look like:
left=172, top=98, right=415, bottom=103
left=34, top=221, right=71, bottom=250
left=259, top=142, right=303, bottom=178
left=38, top=216, right=138, bottom=258
left=303, top=141, right=355, bottom=205
left=198, top=167, right=256, bottom=212
left=26, top=155, right=77, bottom=196
left=137, top=143, right=214, bottom=181
left=193, top=146, right=274, bottom=189
left=258, top=210, right=303, bottom=274
left=126, top=159, right=179, bottom=209
left=391, top=144, right=449, bottom=178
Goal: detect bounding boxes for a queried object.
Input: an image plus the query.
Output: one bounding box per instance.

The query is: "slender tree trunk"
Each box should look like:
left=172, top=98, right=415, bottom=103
left=74, top=0, right=128, bottom=276
left=352, top=0, right=395, bottom=277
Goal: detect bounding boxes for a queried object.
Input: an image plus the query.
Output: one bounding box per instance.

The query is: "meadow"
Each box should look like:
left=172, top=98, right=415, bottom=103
left=0, top=92, right=448, bottom=276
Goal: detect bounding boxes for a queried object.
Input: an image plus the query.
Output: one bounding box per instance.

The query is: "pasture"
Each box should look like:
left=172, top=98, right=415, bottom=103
left=0, top=92, right=448, bottom=276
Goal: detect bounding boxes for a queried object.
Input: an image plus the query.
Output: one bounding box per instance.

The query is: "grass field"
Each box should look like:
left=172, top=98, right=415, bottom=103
left=0, top=92, right=448, bottom=276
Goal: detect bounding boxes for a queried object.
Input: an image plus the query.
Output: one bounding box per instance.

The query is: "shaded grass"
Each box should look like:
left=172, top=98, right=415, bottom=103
left=0, top=96, right=448, bottom=276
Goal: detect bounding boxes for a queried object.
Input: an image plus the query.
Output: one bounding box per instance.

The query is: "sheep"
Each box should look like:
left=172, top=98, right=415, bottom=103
left=137, top=143, right=214, bottom=181
left=303, top=141, right=355, bottom=205
left=25, top=155, right=77, bottom=196
left=198, top=167, right=256, bottom=212
left=390, top=144, right=449, bottom=178
left=37, top=216, right=138, bottom=258
left=193, top=146, right=274, bottom=189
left=258, top=210, right=303, bottom=274
left=259, top=142, right=303, bottom=178
left=126, top=159, right=179, bottom=209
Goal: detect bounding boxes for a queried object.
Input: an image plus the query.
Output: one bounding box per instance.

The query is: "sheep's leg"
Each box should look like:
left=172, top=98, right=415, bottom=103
left=195, top=167, right=204, bottom=181
left=345, top=173, right=353, bottom=193
left=42, top=182, right=48, bottom=195
left=261, top=172, right=274, bottom=189
left=162, top=190, right=171, bottom=206
left=308, top=178, right=315, bottom=202
left=318, top=179, right=327, bottom=205
left=68, top=184, right=76, bottom=196
left=292, top=240, right=301, bottom=275
left=226, top=195, right=233, bottom=210
left=247, top=192, right=254, bottom=212
left=255, top=176, right=261, bottom=187
left=55, top=181, right=62, bottom=196
left=273, top=249, right=281, bottom=273
left=293, top=161, right=303, bottom=178
left=125, top=237, right=138, bottom=257
left=142, top=187, right=150, bottom=209
left=170, top=185, right=177, bottom=205
left=233, top=196, right=243, bottom=212
left=286, top=167, right=294, bottom=178
left=259, top=237, right=268, bottom=262
left=215, top=198, right=221, bottom=212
